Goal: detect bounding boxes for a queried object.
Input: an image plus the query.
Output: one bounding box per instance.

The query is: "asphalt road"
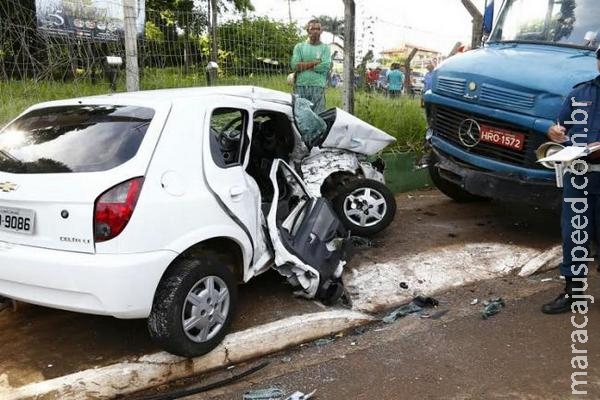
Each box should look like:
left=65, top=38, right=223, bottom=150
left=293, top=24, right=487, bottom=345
left=164, top=273, right=600, bottom=400
left=0, top=188, right=564, bottom=397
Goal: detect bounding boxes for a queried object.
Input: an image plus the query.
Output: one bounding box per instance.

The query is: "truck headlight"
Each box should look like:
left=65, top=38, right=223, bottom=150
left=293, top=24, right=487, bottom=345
left=535, top=142, right=565, bottom=169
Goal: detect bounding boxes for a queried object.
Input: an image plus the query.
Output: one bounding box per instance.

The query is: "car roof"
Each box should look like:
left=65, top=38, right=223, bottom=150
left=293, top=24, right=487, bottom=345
left=29, top=86, right=293, bottom=110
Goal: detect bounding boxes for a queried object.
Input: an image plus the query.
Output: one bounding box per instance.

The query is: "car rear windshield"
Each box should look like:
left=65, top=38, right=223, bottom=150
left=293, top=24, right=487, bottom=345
left=0, top=105, right=154, bottom=173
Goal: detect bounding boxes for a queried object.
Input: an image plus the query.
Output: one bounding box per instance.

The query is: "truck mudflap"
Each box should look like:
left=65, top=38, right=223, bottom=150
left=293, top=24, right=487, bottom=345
left=433, top=148, right=561, bottom=209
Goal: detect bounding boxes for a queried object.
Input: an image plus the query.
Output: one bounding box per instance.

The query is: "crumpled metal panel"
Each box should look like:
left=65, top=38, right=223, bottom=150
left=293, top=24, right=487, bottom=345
left=300, top=149, right=360, bottom=196
left=320, top=108, right=396, bottom=155
left=359, top=162, right=385, bottom=183
left=266, top=159, right=348, bottom=302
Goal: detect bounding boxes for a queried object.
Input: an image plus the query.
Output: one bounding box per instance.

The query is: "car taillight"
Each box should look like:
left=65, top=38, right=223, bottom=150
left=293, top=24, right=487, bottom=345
left=94, top=177, right=144, bottom=242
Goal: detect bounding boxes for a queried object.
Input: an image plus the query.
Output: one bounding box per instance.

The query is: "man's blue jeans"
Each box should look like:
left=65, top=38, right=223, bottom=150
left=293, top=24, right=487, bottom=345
left=560, top=172, right=600, bottom=277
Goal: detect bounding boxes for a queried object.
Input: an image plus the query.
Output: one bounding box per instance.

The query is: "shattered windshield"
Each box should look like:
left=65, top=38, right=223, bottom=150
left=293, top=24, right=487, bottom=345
left=0, top=105, right=154, bottom=173
left=489, top=0, right=600, bottom=49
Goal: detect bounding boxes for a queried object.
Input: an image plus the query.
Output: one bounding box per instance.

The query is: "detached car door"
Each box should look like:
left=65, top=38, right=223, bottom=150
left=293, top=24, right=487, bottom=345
left=266, top=159, right=349, bottom=304
left=202, top=102, right=262, bottom=266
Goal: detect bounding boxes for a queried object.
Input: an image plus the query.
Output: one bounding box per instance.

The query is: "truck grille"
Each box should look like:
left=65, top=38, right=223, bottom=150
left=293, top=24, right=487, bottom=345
left=430, top=105, right=547, bottom=169
left=480, top=83, right=535, bottom=110
left=437, top=77, right=466, bottom=97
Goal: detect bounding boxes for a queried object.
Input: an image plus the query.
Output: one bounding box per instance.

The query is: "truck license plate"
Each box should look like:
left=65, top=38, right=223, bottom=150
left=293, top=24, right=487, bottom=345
left=0, top=206, right=35, bottom=235
left=480, top=125, right=525, bottom=151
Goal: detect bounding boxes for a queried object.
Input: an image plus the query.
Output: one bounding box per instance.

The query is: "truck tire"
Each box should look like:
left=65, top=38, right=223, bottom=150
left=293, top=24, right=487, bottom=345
left=428, top=163, right=489, bottom=203
left=148, top=257, right=237, bottom=357
left=333, top=178, right=396, bottom=236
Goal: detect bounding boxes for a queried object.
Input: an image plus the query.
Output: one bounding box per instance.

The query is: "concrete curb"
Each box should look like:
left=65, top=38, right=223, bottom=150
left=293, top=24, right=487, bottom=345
left=2, top=310, right=374, bottom=400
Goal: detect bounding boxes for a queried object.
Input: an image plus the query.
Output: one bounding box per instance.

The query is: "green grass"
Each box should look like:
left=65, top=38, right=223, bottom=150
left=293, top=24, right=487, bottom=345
left=0, top=71, right=426, bottom=152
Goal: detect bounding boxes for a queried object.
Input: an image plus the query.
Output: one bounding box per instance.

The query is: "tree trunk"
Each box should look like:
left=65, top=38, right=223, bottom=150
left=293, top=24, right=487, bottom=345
left=403, top=47, right=418, bottom=95
left=461, top=0, right=483, bottom=49
left=343, top=0, right=355, bottom=114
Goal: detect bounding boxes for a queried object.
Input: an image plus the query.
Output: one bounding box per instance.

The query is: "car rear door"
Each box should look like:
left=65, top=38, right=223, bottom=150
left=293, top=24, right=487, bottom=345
left=202, top=98, right=262, bottom=264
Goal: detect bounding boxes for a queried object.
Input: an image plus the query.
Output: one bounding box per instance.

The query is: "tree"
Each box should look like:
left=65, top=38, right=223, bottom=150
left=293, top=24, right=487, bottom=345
left=315, top=15, right=344, bottom=40
left=209, top=0, right=255, bottom=61
left=217, top=17, right=301, bottom=76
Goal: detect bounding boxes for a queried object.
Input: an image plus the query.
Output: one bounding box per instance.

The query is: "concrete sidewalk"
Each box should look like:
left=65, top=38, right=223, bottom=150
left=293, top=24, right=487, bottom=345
left=0, top=191, right=562, bottom=399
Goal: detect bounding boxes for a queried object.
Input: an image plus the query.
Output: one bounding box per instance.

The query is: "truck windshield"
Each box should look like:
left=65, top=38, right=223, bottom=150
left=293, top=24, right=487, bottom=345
left=489, top=0, right=600, bottom=49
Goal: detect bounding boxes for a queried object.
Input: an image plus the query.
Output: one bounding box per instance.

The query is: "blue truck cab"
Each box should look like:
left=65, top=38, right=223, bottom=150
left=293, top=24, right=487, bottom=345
left=424, top=0, right=600, bottom=208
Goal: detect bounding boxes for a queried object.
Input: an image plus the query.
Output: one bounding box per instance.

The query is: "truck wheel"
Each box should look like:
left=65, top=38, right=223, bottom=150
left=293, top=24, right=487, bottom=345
left=333, top=179, right=396, bottom=236
left=428, top=164, right=488, bottom=202
left=148, top=257, right=237, bottom=357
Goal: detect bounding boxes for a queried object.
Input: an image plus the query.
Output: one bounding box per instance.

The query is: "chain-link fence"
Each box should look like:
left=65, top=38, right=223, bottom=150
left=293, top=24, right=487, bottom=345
left=1, top=1, right=343, bottom=122
left=0, top=0, right=434, bottom=151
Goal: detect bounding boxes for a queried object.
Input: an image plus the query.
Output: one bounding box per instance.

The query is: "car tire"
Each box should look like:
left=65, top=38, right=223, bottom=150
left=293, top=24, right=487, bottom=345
left=428, top=162, right=489, bottom=203
left=333, top=178, right=396, bottom=236
left=147, top=257, right=238, bottom=357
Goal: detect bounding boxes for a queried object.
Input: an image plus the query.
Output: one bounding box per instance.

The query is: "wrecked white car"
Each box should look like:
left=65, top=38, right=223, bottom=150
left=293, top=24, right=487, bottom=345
left=0, top=86, right=392, bottom=357
left=293, top=96, right=397, bottom=236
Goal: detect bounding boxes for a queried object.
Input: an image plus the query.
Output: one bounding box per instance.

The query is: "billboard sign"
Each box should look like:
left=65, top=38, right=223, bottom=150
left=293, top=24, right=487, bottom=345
left=36, top=0, right=145, bottom=41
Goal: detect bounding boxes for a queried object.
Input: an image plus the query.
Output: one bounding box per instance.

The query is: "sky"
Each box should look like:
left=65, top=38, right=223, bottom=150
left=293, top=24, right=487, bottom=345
left=249, top=0, right=493, bottom=56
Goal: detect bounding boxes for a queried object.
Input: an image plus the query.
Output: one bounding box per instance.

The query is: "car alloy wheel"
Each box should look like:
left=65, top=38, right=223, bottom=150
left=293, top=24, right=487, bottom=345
left=181, top=275, right=230, bottom=343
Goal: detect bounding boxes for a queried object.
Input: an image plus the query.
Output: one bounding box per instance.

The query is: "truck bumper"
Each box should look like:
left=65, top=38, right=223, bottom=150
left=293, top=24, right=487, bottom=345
left=431, top=147, right=562, bottom=209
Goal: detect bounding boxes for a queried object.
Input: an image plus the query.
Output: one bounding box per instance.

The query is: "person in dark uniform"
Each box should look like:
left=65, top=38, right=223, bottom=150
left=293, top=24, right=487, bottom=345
left=542, top=47, right=600, bottom=314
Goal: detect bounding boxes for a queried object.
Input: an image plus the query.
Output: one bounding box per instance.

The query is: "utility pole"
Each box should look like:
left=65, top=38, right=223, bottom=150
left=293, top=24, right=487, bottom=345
left=343, top=0, right=355, bottom=114
left=461, top=0, right=483, bottom=49
left=123, top=0, right=139, bottom=91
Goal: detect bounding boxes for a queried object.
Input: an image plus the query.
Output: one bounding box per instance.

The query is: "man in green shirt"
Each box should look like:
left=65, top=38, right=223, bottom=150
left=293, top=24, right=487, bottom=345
left=291, top=19, right=332, bottom=114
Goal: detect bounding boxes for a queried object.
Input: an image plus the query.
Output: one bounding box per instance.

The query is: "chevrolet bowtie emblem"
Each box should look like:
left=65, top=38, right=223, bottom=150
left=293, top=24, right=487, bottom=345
left=0, top=182, right=18, bottom=192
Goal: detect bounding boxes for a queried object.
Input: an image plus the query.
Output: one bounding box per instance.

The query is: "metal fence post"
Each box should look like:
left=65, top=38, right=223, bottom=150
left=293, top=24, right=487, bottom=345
left=205, top=61, right=218, bottom=86
left=343, top=0, right=355, bottom=114
left=123, top=0, right=139, bottom=91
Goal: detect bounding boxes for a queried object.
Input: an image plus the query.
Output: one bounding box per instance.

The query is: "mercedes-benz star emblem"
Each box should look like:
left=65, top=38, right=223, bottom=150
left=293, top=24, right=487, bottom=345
left=0, top=182, right=18, bottom=192
left=458, top=118, right=481, bottom=148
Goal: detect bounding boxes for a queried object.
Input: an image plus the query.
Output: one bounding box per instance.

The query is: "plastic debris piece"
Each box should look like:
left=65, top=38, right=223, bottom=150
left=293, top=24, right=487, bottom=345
left=412, top=296, right=439, bottom=308
left=350, top=235, right=375, bottom=248
left=281, top=356, right=292, bottom=363
left=399, top=282, right=409, bottom=289
left=243, top=388, right=285, bottom=400
left=540, top=278, right=553, bottom=282
left=353, top=326, right=368, bottom=336
left=470, top=298, right=479, bottom=305
left=314, top=337, right=335, bottom=347
left=482, top=297, right=505, bottom=319
left=382, top=302, right=423, bottom=323
left=285, top=389, right=316, bottom=400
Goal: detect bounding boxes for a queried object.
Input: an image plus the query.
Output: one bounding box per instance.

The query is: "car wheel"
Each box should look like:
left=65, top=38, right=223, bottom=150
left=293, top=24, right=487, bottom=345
left=333, top=179, right=396, bottom=236
left=428, top=162, right=489, bottom=203
left=148, top=257, right=237, bottom=357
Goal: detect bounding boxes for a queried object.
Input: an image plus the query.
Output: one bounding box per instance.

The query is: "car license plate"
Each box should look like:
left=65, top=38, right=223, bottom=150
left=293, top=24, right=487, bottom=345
left=480, top=125, right=525, bottom=151
left=0, top=206, right=35, bottom=235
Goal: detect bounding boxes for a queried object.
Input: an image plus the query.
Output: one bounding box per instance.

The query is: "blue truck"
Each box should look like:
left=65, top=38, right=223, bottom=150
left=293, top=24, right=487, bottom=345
left=423, top=0, right=599, bottom=208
